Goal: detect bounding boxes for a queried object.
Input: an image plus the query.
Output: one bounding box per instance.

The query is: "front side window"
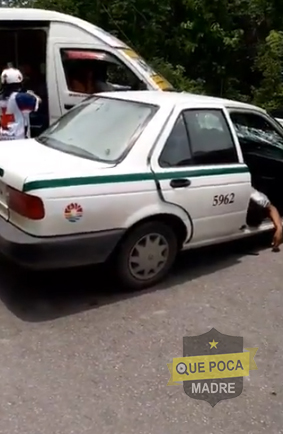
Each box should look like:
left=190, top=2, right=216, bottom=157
left=230, top=111, right=283, bottom=150
left=37, top=97, right=157, bottom=162
left=60, top=49, right=145, bottom=94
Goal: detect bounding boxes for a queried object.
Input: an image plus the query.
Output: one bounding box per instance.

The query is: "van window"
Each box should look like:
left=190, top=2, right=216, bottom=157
left=159, top=109, right=238, bottom=167
left=60, top=49, right=145, bottom=94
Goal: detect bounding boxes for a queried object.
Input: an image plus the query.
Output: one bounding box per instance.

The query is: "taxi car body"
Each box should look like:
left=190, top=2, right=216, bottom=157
left=0, top=91, right=282, bottom=289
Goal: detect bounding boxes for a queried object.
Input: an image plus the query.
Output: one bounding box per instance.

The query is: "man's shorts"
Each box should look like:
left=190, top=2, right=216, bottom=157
left=247, top=189, right=271, bottom=227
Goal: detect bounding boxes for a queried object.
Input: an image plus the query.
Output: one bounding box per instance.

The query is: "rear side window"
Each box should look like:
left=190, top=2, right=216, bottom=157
left=183, top=109, right=238, bottom=165
left=159, top=109, right=238, bottom=167
left=159, top=115, right=192, bottom=167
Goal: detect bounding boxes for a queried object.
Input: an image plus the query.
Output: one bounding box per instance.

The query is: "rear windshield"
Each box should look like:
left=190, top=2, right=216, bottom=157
left=37, top=96, right=158, bottom=163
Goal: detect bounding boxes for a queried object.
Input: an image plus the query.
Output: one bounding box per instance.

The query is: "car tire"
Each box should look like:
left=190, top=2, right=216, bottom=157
left=114, top=221, right=178, bottom=291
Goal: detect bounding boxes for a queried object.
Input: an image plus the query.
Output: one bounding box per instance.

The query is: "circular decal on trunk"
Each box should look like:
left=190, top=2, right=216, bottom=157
left=64, top=203, right=83, bottom=222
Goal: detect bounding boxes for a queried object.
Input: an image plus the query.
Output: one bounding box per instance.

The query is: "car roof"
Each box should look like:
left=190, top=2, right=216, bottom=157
left=101, top=90, right=265, bottom=112
left=0, top=8, right=127, bottom=48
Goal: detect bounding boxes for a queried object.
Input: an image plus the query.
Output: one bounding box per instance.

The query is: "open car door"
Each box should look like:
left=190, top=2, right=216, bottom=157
left=229, top=108, right=283, bottom=214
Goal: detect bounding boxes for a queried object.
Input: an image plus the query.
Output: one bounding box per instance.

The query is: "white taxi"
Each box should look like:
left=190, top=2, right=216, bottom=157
left=0, top=91, right=282, bottom=290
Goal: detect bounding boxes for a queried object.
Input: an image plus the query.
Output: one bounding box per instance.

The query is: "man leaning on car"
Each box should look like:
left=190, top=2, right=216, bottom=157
left=247, top=189, right=282, bottom=251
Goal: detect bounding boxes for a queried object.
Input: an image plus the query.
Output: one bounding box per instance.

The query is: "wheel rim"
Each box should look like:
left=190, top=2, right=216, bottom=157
left=128, top=232, right=169, bottom=281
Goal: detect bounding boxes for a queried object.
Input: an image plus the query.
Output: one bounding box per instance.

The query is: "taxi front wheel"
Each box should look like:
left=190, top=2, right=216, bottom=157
left=114, top=221, right=178, bottom=290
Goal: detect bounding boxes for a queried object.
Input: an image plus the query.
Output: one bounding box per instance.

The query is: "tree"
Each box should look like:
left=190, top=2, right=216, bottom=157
left=8, top=0, right=283, bottom=107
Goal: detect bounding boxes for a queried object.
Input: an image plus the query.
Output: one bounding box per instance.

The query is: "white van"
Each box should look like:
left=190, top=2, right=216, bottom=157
left=0, top=8, right=173, bottom=136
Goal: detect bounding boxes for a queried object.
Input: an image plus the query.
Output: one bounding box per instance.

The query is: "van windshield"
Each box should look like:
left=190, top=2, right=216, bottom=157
left=36, top=96, right=158, bottom=163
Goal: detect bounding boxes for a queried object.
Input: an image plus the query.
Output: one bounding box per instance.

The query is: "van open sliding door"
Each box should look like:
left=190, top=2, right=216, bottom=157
left=0, top=24, right=49, bottom=136
left=0, top=29, right=17, bottom=69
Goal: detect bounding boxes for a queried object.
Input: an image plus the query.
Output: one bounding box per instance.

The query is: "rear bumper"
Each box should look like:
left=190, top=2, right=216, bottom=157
left=0, top=218, right=125, bottom=269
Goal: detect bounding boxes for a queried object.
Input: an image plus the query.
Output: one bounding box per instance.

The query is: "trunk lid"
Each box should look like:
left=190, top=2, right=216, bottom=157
left=0, top=139, right=114, bottom=220
left=0, top=138, right=114, bottom=189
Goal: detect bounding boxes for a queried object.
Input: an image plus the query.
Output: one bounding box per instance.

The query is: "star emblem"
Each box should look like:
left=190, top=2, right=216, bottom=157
left=209, top=339, right=218, bottom=349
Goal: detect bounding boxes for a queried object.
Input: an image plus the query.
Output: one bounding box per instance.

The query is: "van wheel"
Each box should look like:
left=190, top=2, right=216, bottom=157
left=114, top=221, right=178, bottom=290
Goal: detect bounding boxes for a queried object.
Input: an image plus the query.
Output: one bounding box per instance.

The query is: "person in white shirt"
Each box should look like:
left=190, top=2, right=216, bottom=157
left=0, top=67, right=41, bottom=140
left=248, top=188, right=282, bottom=250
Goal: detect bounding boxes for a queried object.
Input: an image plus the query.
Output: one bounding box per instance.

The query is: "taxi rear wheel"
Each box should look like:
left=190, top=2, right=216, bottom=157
left=114, top=221, right=178, bottom=290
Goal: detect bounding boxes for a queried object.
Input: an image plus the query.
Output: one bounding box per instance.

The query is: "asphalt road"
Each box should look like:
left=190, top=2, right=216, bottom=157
left=0, top=233, right=282, bottom=434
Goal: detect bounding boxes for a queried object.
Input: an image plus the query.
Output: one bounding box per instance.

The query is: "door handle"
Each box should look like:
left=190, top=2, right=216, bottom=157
left=170, top=178, right=191, bottom=188
left=64, top=104, right=75, bottom=110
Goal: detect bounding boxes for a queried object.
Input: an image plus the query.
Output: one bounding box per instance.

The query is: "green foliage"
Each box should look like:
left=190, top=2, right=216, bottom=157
left=150, top=58, right=206, bottom=93
left=12, top=0, right=283, bottom=108
left=253, top=30, right=283, bottom=109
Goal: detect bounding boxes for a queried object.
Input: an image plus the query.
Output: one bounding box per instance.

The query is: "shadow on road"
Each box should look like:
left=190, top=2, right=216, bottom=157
left=0, top=232, right=275, bottom=322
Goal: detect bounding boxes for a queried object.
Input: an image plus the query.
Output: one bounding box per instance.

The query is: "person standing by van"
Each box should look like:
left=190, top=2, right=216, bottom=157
left=0, top=67, right=41, bottom=140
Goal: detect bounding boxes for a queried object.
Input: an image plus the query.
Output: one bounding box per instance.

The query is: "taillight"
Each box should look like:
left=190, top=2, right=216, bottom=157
left=7, top=186, right=45, bottom=220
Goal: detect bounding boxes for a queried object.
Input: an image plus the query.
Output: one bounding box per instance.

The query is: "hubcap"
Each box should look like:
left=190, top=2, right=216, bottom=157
left=128, top=233, right=169, bottom=281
